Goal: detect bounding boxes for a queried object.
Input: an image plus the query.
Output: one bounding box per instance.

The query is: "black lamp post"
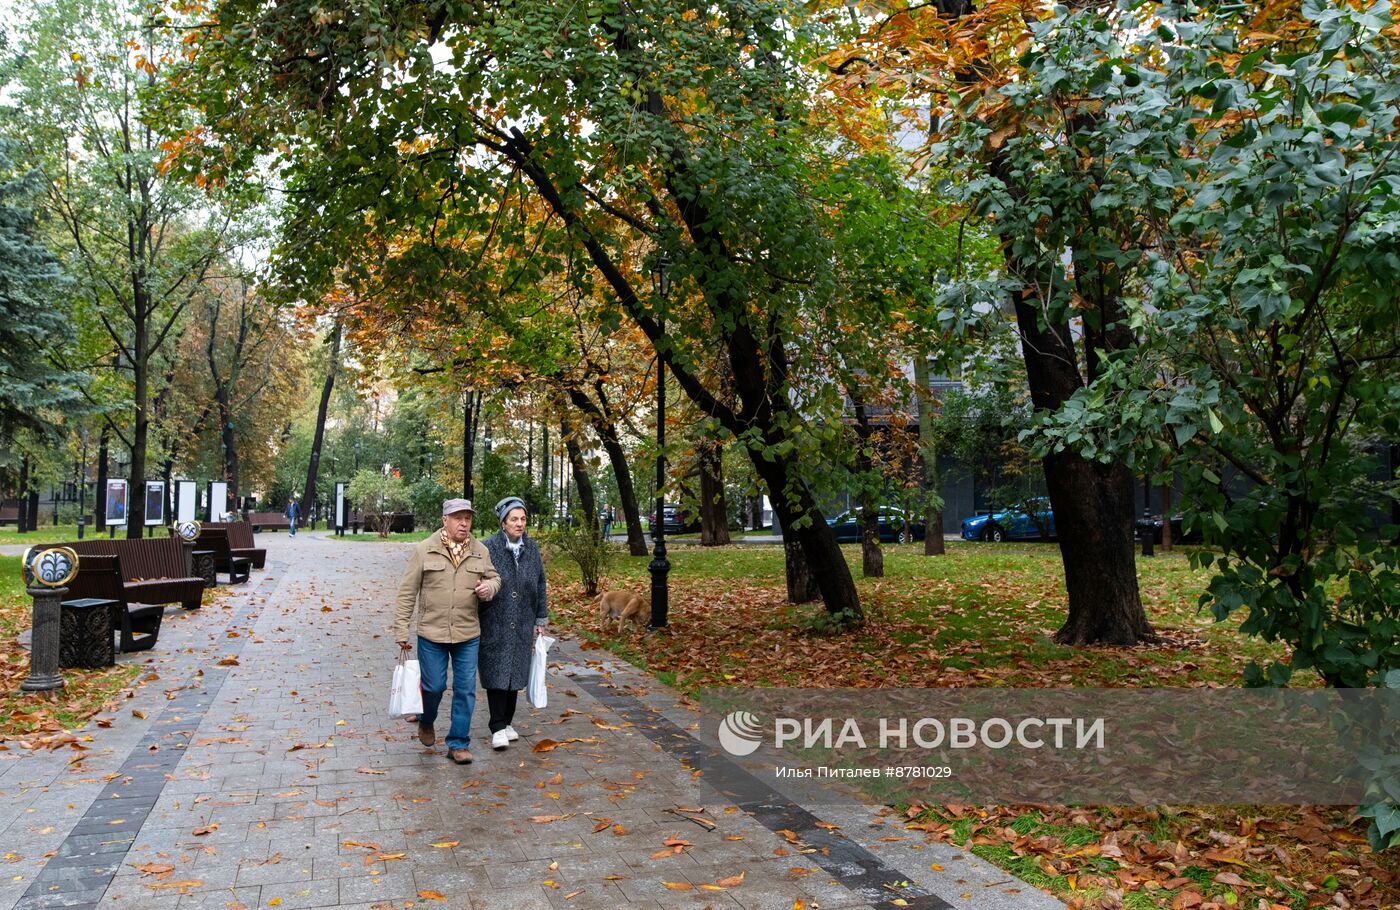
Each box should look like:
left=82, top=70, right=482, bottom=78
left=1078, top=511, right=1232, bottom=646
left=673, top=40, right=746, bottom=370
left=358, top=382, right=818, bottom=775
left=648, top=255, right=672, bottom=629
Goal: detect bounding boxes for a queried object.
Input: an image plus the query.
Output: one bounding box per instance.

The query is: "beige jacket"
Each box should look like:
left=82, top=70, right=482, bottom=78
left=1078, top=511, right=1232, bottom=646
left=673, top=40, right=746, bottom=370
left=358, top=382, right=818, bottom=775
left=394, top=534, right=501, bottom=644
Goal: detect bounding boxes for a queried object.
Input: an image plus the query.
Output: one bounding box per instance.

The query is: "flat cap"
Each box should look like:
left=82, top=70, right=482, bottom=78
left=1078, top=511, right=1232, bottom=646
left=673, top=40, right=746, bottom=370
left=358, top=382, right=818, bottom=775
left=442, top=498, right=475, bottom=516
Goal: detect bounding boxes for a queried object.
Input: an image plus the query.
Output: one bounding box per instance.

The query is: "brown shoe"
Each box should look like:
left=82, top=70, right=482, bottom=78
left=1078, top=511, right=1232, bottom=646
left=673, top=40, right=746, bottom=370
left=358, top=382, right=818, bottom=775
left=417, top=724, right=435, bottom=747
left=449, top=748, right=473, bottom=765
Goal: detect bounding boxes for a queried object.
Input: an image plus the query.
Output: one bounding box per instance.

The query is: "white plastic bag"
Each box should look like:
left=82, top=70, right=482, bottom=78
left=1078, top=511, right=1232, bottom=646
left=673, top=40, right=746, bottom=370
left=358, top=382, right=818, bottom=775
left=527, top=634, right=554, bottom=708
left=388, top=652, right=423, bottom=717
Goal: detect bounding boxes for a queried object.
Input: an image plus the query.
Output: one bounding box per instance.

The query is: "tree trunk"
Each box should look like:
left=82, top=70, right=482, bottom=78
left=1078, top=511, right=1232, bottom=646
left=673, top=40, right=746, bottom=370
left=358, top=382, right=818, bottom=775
left=913, top=355, right=946, bottom=555
left=127, top=288, right=150, bottom=539
left=754, top=454, right=860, bottom=617
left=462, top=389, right=481, bottom=499
left=783, top=539, right=817, bottom=604
left=697, top=440, right=730, bottom=546
left=563, top=386, right=648, bottom=556
left=1011, top=289, right=1155, bottom=645
left=750, top=494, right=764, bottom=531
left=17, top=455, right=29, bottom=534
left=851, top=397, right=884, bottom=578
left=303, top=319, right=341, bottom=520
left=562, top=420, right=598, bottom=532
left=95, top=426, right=109, bottom=527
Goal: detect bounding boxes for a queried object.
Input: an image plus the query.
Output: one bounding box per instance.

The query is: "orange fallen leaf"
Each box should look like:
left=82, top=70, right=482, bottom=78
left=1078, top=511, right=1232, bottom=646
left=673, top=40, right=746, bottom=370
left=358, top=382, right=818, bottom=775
left=662, top=881, right=692, bottom=891
left=529, top=814, right=573, bottom=824
left=355, top=767, right=387, bottom=775
left=429, top=841, right=459, bottom=849
left=716, top=871, right=745, bottom=888
left=417, top=889, right=448, bottom=901
left=192, top=825, right=218, bottom=836
left=144, top=879, right=203, bottom=892
left=134, top=863, right=175, bottom=876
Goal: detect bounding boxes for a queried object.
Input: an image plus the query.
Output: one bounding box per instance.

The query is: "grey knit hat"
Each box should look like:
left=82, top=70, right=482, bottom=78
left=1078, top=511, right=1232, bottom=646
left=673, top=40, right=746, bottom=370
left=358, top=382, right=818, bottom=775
left=494, top=496, right=528, bottom=521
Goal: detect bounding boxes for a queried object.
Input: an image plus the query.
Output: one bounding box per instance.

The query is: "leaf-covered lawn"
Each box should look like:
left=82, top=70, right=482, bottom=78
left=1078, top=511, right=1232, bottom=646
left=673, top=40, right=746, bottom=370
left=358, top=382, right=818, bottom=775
left=546, top=541, right=1398, bottom=909
left=0, top=555, right=140, bottom=742
left=551, top=541, right=1288, bottom=689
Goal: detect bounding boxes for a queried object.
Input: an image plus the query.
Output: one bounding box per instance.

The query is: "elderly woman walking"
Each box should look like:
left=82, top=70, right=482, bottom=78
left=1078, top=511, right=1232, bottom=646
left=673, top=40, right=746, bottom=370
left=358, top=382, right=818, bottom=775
left=479, top=496, right=549, bottom=751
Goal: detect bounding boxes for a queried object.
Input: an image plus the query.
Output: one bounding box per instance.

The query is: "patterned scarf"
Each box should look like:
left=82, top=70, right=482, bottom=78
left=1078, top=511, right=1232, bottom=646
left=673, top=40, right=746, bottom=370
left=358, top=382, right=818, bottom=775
left=440, top=529, right=469, bottom=568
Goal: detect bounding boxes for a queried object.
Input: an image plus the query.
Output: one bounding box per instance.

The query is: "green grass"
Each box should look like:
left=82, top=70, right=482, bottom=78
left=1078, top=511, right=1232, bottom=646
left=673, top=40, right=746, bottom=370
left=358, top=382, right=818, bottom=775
left=336, top=530, right=428, bottom=542
left=0, top=524, right=86, bottom=547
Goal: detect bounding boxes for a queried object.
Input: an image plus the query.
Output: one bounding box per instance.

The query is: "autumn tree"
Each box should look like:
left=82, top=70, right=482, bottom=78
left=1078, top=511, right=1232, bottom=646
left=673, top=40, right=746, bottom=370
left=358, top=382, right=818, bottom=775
left=14, top=0, right=240, bottom=536
left=166, top=0, right=958, bottom=620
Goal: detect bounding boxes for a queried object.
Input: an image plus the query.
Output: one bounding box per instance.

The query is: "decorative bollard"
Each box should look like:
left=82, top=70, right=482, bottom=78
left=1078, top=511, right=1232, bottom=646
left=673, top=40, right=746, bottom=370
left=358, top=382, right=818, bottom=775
left=172, top=519, right=201, bottom=577
left=20, top=547, right=80, bottom=693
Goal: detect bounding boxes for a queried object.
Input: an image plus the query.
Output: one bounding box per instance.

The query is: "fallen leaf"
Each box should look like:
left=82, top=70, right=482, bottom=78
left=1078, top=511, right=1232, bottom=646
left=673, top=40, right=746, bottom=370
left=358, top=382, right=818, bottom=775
left=355, top=768, right=388, bottom=775
left=192, top=825, right=218, bottom=836
left=134, top=863, right=175, bottom=876
left=429, top=841, right=459, bottom=849
left=662, top=881, right=692, bottom=891
left=144, top=879, right=203, bottom=892
left=529, top=814, right=573, bottom=824
left=417, top=889, right=447, bottom=901
left=716, top=871, right=745, bottom=887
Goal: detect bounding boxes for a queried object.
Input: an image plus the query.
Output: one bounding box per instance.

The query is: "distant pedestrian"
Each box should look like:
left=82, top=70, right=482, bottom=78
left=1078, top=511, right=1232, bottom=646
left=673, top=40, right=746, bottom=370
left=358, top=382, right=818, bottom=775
left=285, top=497, right=301, bottom=536
left=479, top=496, right=548, bottom=751
left=601, top=506, right=614, bottom=540
left=394, top=499, right=500, bottom=765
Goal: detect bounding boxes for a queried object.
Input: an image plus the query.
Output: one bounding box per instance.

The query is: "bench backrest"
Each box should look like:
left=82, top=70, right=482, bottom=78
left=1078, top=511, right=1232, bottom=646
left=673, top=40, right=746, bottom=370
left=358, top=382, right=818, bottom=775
left=204, top=521, right=256, bottom=549
left=0, top=506, right=18, bottom=521
left=195, top=527, right=234, bottom=559
left=65, top=537, right=188, bottom=582
left=248, top=511, right=289, bottom=524
left=64, top=554, right=127, bottom=605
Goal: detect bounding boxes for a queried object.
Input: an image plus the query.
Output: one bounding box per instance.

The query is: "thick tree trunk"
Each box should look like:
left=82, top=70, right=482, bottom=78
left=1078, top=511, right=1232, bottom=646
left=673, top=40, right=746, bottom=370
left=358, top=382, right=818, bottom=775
left=1011, top=289, right=1155, bottom=645
left=750, top=495, right=764, bottom=531
left=697, top=441, right=730, bottom=546
left=302, top=320, right=341, bottom=521
left=783, top=539, right=817, bottom=604
left=913, top=355, right=946, bottom=555
left=754, top=454, right=859, bottom=616
left=26, top=490, right=39, bottom=532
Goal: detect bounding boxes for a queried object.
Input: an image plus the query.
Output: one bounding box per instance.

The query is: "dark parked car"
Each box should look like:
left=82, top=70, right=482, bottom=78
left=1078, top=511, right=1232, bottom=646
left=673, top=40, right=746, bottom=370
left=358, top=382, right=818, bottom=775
left=649, top=504, right=700, bottom=535
left=960, top=499, right=1056, bottom=542
left=1134, top=514, right=1203, bottom=544
left=826, top=507, right=926, bottom=543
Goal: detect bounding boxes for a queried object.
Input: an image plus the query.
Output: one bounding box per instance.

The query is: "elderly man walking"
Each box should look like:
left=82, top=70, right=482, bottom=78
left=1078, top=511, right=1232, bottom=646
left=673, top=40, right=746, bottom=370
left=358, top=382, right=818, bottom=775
left=395, top=498, right=500, bottom=764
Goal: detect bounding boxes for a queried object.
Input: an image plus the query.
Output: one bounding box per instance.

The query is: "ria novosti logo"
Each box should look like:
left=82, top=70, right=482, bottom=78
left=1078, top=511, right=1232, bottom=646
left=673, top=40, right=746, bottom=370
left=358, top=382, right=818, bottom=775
left=717, top=711, right=764, bottom=756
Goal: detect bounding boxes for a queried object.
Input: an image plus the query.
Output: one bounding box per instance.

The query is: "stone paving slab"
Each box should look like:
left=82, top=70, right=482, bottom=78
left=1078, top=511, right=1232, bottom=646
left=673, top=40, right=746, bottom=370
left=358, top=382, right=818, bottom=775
left=1, top=532, right=1063, bottom=910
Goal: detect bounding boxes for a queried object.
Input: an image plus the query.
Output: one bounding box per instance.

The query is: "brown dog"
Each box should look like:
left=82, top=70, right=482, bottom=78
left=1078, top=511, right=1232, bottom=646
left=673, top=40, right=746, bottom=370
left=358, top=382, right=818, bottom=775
left=597, top=590, right=648, bottom=632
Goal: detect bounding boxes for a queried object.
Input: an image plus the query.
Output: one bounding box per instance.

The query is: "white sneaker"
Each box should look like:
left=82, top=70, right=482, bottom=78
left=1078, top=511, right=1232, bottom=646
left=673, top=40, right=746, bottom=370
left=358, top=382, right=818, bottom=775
left=504, top=725, right=520, bottom=742
left=491, top=730, right=510, bottom=751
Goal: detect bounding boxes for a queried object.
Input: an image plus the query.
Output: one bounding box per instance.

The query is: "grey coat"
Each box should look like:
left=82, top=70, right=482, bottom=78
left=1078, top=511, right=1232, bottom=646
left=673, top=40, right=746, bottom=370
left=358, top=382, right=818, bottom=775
left=478, top=531, right=548, bottom=690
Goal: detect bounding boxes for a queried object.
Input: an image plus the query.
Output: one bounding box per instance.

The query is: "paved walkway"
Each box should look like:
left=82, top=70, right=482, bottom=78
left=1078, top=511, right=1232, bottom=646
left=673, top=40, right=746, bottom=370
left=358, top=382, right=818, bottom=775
left=1, top=534, right=1060, bottom=910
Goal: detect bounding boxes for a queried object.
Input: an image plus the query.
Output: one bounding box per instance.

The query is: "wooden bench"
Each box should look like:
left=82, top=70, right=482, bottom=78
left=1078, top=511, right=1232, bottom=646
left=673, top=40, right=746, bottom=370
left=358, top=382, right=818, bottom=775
left=247, top=511, right=291, bottom=531
left=64, top=538, right=204, bottom=610
left=0, top=502, right=19, bottom=527
left=195, top=527, right=251, bottom=583
left=202, top=521, right=266, bottom=568
left=64, top=554, right=165, bottom=652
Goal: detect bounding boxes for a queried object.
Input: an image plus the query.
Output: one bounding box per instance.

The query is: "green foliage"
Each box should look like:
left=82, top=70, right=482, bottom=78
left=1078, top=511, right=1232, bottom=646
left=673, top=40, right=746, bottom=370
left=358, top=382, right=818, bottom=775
left=477, top=450, right=551, bottom=528
left=346, top=470, right=410, bottom=537
left=0, top=136, right=82, bottom=459
left=540, top=524, right=611, bottom=598
left=933, top=0, right=1400, bottom=845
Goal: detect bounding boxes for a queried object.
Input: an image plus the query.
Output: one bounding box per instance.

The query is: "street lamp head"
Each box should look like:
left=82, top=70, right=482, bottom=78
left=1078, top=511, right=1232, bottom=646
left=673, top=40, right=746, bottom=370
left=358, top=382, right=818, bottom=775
left=650, top=254, right=671, bottom=300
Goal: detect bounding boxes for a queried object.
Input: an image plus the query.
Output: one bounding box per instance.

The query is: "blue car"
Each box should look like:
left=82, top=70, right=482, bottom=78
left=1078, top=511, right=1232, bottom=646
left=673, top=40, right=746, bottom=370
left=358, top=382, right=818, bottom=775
left=960, top=499, right=1056, bottom=542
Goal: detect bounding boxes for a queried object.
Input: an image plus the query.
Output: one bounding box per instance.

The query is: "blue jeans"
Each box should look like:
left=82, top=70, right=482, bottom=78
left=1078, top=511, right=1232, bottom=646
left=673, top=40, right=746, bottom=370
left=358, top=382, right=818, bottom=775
left=416, top=636, right=479, bottom=750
